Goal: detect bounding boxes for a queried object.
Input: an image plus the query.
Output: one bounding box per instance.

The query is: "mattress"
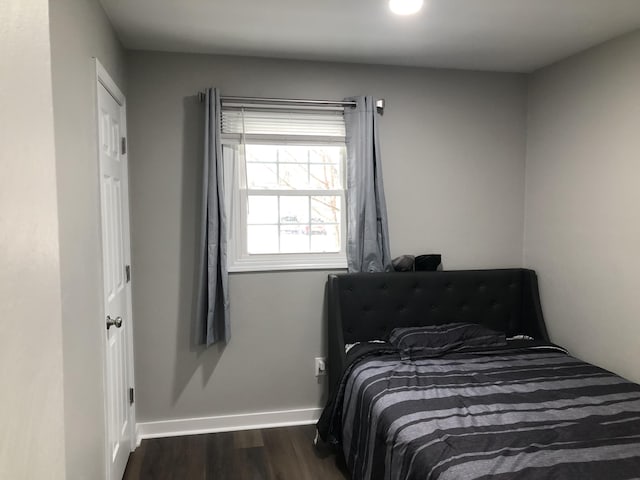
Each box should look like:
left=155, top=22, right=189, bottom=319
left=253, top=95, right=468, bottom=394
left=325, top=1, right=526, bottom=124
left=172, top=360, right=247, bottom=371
left=319, top=343, right=640, bottom=480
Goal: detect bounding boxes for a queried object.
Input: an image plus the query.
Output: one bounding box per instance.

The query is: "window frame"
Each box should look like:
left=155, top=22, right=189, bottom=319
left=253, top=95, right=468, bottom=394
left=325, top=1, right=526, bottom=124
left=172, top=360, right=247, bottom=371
left=222, top=135, right=348, bottom=273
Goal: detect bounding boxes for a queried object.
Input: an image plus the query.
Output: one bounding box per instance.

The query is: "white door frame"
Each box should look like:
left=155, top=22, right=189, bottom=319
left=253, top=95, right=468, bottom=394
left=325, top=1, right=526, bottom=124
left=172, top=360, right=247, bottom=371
left=95, top=58, right=137, bottom=480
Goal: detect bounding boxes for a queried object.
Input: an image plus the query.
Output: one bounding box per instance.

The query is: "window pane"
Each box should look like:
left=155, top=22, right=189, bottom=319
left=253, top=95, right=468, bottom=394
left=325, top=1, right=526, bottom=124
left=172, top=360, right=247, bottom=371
left=277, top=145, right=309, bottom=163
left=247, top=225, right=278, bottom=253
left=311, top=196, right=340, bottom=224
left=310, top=224, right=341, bottom=253
left=309, top=146, right=343, bottom=164
left=280, top=226, right=309, bottom=253
left=246, top=163, right=277, bottom=189
left=309, top=164, right=341, bottom=189
left=278, top=162, right=308, bottom=190
left=280, top=196, right=309, bottom=224
left=243, top=144, right=344, bottom=191
left=245, top=144, right=278, bottom=163
left=247, top=196, right=278, bottom=224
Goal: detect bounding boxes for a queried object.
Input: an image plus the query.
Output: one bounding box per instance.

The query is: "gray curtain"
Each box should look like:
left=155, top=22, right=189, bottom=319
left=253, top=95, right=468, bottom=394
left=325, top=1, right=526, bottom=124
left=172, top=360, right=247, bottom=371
left=195, top=88, right=230, bottom=346
left=344, top=96, right=392, bottom=273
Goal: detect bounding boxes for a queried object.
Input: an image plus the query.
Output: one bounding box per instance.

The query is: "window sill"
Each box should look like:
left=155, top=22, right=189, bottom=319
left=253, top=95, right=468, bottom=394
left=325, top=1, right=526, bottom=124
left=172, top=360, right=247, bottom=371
left=228, top=256, right=347, bottom=273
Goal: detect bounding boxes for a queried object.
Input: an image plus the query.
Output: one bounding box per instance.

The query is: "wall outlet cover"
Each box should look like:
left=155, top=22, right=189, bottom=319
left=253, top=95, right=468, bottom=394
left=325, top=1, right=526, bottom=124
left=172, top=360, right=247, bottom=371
left=314, top=357, right=327, bottom=377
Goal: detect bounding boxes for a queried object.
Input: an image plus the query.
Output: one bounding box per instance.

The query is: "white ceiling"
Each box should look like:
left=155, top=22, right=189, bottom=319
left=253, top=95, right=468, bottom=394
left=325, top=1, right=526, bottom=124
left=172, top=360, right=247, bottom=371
left=100, top=0, right=640, bottom=72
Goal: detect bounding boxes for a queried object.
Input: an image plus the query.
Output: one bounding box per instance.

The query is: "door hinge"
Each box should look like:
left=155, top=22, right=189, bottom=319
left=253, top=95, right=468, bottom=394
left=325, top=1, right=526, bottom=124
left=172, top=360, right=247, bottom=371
left=129, top=387, right=134, bottom=405
left=125, top=265, right=131, bottom=283
left=121, top=137, right=127, bottom=155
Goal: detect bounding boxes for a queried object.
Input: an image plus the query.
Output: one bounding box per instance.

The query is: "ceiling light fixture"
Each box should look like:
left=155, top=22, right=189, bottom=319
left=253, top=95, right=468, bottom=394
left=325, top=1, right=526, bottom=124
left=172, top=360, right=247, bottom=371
left=389, top=0, right=424, bottom=16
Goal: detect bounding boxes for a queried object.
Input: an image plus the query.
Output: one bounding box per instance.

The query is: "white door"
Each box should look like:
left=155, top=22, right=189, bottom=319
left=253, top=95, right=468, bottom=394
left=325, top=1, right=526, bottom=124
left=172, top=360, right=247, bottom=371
left=97, top=64, right=134, bottom=480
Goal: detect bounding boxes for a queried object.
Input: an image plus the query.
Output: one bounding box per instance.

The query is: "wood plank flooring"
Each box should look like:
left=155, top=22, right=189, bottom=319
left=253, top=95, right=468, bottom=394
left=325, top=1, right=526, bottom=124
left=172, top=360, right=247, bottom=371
left=123, top=425, right=350, bottom=480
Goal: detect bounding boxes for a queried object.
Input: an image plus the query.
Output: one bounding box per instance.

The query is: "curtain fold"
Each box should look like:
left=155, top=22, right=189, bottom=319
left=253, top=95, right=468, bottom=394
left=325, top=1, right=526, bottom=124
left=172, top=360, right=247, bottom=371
left=344, top=96, right=392, bottom=273
left=195, top=88, right=230, bottom=346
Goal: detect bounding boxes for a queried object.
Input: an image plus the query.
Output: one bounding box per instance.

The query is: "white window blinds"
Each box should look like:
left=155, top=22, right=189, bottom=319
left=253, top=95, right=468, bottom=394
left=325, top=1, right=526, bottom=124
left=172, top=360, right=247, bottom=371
left=221, top=108, right=346, bottom=141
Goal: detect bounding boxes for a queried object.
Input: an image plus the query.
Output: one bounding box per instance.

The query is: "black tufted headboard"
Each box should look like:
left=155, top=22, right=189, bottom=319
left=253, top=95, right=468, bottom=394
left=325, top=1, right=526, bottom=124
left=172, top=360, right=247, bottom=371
left=327, top=269, right=549, bottom=396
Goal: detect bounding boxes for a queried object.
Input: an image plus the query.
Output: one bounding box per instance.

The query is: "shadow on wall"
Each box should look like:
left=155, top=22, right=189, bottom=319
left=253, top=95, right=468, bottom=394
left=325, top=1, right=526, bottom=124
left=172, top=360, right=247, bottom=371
left=172, top=95, right=225, bottom=405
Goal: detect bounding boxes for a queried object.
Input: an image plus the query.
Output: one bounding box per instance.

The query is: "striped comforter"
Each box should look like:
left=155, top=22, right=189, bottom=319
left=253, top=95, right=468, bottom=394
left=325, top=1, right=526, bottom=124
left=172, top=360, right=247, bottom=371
left=328, top=344, right=640, bottom=480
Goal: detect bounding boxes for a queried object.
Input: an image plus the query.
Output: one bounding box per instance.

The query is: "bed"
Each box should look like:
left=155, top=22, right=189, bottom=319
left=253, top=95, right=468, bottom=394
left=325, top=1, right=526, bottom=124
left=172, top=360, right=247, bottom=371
left=317, top=269, right=640, bottom=480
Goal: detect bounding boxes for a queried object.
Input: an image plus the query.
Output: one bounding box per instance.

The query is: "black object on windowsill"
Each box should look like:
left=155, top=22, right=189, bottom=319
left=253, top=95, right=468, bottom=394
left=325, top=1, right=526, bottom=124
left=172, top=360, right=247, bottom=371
left=391, top=254, right=442, bottom=272
left=415, top=254, right=442, bottom=271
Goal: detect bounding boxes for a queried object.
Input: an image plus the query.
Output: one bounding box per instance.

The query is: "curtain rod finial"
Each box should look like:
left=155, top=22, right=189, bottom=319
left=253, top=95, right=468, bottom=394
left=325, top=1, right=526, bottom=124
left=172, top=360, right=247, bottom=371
left=376, top=99, right=385, bottom=114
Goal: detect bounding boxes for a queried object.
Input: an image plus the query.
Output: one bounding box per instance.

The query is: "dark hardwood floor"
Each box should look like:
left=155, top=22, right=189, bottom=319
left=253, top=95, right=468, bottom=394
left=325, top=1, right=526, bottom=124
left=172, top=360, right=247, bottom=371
left=123, top=425, right=350, bottom=479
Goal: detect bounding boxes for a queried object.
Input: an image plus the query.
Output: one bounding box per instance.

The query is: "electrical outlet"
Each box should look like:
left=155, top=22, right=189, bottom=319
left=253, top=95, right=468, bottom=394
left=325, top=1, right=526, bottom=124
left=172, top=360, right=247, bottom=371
left=315, top=357, right=327, bottom=377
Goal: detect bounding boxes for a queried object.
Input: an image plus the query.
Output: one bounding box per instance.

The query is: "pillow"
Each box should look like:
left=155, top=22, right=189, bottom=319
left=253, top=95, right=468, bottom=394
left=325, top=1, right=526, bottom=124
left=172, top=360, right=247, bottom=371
left=391, top=254, right=415, bottom=272
left=389, top=322, right=507, bottom=359
left=507, top=334, right=535, bottom=341
left=345, top=340, right=386, bottom=354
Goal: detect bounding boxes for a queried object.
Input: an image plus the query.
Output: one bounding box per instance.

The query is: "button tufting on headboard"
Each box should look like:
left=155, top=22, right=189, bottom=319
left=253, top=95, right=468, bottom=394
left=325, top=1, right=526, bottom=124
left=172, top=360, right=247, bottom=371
left=332, top=270, right=547, bottom=344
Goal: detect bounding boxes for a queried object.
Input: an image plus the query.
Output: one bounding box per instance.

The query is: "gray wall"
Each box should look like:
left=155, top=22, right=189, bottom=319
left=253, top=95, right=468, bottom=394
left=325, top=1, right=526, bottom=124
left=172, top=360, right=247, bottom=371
left=49, top=0, right=127, bottom=478
left=127, top=51, right=528, bottom=422
left=525, top=30, right=640, bottom=383
left=0, top=1, right=66, bottom=478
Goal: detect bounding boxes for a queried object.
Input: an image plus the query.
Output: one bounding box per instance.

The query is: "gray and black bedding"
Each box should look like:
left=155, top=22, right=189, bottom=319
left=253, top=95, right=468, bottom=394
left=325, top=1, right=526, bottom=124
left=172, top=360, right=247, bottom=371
left=318, top=327, right=640, bottom=480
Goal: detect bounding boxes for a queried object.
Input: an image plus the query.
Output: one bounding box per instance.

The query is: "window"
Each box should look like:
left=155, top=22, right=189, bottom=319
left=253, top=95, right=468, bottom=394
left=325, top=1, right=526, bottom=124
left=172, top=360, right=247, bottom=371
left=222, top=107, right=347, bottom=272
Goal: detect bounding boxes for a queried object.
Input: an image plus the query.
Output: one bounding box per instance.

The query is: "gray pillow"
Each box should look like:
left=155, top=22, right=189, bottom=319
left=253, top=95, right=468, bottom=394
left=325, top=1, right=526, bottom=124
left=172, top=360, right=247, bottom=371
left=392, top=254, right=415, bottom=272
left=389, top=323, right=507, bottom=359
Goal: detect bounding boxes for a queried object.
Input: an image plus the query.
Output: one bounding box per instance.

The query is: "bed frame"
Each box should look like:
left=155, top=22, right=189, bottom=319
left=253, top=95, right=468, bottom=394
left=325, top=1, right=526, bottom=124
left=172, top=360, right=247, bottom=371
left=327, top=268, right=549, bottom=396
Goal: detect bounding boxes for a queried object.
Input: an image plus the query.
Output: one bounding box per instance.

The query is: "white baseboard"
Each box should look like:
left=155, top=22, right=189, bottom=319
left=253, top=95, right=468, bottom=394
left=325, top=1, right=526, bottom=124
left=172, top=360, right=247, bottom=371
left=134, top=424, right=142, bottom=448
left=136, top=407, right=322, bottom=444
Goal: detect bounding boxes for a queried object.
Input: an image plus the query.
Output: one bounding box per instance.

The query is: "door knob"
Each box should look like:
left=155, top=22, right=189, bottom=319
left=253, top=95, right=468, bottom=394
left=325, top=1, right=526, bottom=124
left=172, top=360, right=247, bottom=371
left=106, top=315, right=123, bottom=330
